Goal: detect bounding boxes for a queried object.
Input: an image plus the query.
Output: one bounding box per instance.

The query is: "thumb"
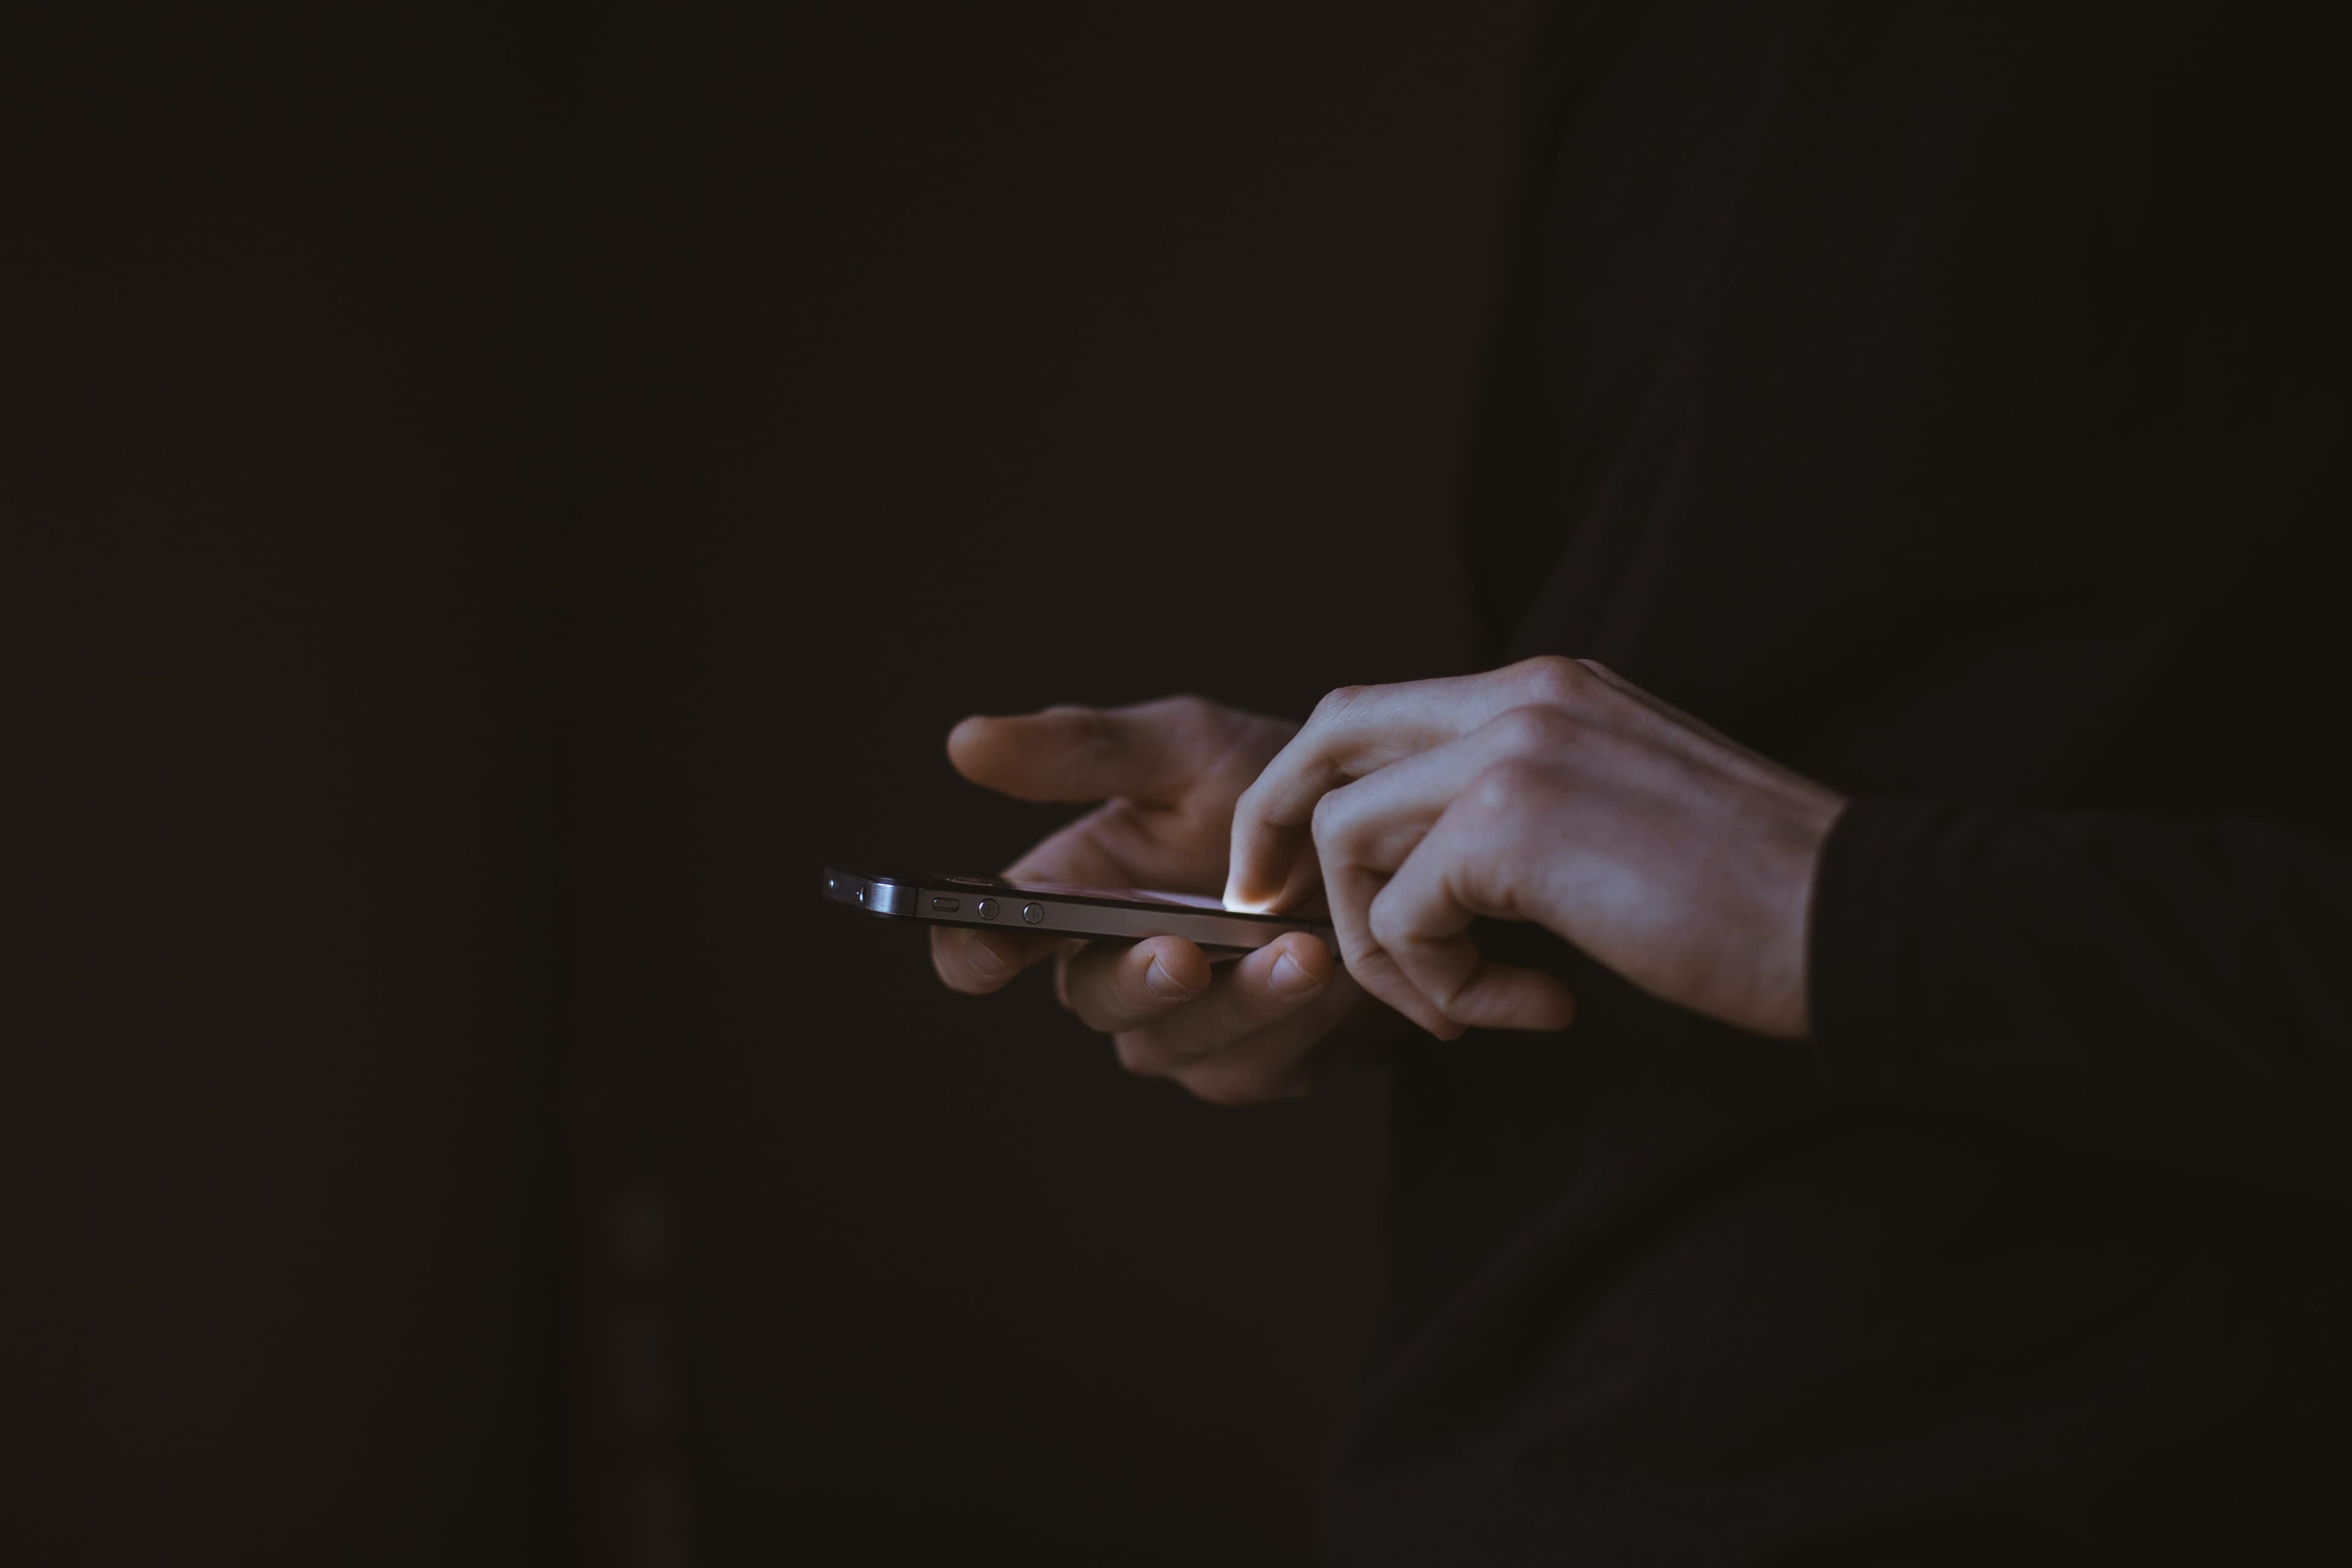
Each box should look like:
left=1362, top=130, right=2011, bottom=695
left=946, top=696, right=1219, bottom=806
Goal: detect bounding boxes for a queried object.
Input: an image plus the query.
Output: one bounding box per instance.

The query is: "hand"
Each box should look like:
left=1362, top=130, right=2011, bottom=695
left=1224, top=656, right=1849, bottom=1041
left=932, top=696, right=1381, bottom=1103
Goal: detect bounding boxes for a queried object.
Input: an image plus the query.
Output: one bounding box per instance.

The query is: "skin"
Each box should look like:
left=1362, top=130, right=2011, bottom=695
left=937, top=657, right=1850, bottom=1104
left=929, top=696, right=1382, bottom=1103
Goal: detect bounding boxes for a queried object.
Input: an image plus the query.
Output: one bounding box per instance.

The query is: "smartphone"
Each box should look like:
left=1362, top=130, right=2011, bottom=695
left=821, top=865, right=1336, bottom=955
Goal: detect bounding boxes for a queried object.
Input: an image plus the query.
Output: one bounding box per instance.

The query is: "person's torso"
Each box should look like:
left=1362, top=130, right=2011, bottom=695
left=1324, top=3, right=2352, bottom=1560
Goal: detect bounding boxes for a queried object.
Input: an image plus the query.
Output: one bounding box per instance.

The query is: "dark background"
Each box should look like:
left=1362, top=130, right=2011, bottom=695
left=1, top=4, right=1536, bottom=1561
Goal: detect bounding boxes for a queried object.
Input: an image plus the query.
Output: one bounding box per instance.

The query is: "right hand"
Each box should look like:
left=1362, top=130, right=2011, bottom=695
left=931, top=696, right=1381, bottom=1103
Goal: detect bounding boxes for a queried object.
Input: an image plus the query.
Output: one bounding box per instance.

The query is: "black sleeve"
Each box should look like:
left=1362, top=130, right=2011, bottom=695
left=1809, top=797, right=2352, bottom=1196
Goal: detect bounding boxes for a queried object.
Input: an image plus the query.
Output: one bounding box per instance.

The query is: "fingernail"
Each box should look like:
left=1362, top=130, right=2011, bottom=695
left=967, top=940, right=1007, bottom=980
left=1268, top=951, right=1325, bottom=997
left=1144, top=957, right=1199, bottom=1000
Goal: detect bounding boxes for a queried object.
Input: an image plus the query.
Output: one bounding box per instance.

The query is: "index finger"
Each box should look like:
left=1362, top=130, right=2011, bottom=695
left=947, top=695, right=1225, bottom=807
left=1224, top=660, right=1591, bottom=911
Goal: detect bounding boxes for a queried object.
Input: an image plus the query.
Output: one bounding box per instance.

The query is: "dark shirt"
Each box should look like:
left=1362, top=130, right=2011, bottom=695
left=1321, top=4, right=2352, bottom=1561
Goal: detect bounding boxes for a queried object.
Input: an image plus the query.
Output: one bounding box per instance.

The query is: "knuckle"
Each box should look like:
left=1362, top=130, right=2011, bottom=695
left=1492, top=702, right=1577, bottom=754
left=1163, top=692, right=1217, bottom=725
left=1338, top=932, right=1385, bottom=984
left=1513, top=654, right=1589, bottom=710
left=1309, top=786, right=1355, bottom=855
left=1468, top=757, right=1547, bottom=820
left=1145, top=692, right=1218, bottom=738
left=1311, top=684, right=1368, bottom=725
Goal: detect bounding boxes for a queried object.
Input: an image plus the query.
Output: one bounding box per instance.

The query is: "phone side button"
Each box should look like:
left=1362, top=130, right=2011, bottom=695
left=976, top=899, right=999, bottom=921
left=930, top=897, right=960, bottom=913
left=1021, top=903, right=1042, bottom=924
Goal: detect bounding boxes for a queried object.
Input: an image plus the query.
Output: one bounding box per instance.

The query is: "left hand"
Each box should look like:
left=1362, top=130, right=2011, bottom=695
left=1224, top=656, right=1849, bottom=1044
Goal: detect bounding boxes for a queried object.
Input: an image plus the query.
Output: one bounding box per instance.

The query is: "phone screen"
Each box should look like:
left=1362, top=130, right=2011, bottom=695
left=928, top=872, right=1231, bottom=913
